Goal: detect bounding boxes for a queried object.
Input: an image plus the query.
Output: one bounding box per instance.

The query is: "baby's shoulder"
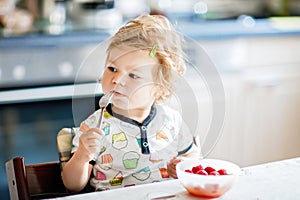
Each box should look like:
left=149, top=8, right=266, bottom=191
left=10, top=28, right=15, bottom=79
left=156, top=104, right=182, bottom=119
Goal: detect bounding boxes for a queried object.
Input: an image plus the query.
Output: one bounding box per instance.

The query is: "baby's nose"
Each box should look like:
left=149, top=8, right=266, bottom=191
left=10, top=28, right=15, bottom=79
left=112, top=74, right=126, bottom=86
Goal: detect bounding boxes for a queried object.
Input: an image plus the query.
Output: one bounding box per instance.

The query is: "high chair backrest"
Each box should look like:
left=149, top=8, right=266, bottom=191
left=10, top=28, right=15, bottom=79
left=5, top=128, right=91, bottom=199
left=5, top=157, right=70, bottom=200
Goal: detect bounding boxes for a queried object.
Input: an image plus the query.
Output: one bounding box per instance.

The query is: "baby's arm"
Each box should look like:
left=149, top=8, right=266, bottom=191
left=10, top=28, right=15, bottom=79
left=167, top=144, right=200, bottom=178
left=61, top=128, right=103, bottom=192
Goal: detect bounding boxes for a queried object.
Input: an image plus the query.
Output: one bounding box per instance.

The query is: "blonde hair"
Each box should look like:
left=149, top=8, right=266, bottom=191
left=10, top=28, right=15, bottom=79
left=107, top=14, right=187, bottom=102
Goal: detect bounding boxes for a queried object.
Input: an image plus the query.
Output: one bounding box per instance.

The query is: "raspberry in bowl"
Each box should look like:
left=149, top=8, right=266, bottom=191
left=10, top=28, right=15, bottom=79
left=176, top=158, right=241, bottom=198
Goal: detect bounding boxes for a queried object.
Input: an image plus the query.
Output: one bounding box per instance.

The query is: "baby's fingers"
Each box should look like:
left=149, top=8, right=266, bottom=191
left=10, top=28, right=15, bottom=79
left=86, top=128, right=103, bottom=135
left=78, top=128, right=104, bottom=159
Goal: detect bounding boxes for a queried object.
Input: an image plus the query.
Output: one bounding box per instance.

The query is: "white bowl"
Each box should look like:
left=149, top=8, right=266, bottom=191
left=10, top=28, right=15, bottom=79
left=176, top=158, right=241, bottom=198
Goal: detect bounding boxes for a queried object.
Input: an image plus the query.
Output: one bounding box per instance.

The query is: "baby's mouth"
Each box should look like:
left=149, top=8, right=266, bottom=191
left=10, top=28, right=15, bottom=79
left=114, top=91, right=125, bottom=96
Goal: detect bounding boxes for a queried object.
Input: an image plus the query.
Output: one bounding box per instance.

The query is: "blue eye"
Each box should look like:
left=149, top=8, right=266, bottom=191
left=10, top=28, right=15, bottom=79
left=129, top=73, right=140, bottom=79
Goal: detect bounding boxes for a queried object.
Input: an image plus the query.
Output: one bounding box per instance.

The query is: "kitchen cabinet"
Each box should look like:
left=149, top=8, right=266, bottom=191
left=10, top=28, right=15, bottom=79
left=240, top=70, right=300, bottom=166
left=200, top=35, right=300, bottom=167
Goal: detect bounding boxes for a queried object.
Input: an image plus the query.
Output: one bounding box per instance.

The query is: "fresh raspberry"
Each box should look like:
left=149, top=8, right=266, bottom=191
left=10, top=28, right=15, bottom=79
left=192, top=165, right=203, bottom=174
left=217, top=169, right=228, bottom=175
left=209, top=171, right=220, bottom=176
left=196, top=169, right=208, bottom=175
left=204, top=166, right=215, bottom=174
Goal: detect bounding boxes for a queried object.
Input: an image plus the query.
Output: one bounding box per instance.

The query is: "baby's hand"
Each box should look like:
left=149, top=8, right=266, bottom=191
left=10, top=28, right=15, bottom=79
left=167, top=157, right=183, bottom=179
left=77, top=128, right=103, bottom=161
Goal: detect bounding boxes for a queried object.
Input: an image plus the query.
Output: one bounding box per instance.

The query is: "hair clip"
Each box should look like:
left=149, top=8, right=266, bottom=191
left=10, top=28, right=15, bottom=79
left=149, top=44, right=157, bottom=58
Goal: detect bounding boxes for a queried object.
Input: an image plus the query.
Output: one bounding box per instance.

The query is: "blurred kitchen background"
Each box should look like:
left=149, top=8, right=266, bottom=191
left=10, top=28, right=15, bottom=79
left=1, top=0, right=300, bottom=199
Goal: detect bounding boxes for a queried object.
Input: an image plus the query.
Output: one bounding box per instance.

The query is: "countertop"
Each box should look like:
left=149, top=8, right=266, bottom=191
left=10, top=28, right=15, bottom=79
left=53, top=157, right=300, bottom=200
left=1, top=17, right=300, bottom=49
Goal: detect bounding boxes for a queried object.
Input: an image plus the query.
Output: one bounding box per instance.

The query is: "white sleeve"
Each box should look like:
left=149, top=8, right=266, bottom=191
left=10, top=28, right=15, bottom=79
left=177, top=119, right=194, bottom=155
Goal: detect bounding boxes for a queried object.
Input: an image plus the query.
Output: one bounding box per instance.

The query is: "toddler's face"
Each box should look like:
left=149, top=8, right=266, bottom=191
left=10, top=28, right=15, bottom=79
left=101, top=48, right=159, bottom=110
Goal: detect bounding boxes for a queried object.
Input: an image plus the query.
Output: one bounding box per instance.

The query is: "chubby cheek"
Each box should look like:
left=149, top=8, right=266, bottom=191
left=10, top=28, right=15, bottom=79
left=129, top=86, right=156, bottom=104
left=100, top=76, right=112, bottom=94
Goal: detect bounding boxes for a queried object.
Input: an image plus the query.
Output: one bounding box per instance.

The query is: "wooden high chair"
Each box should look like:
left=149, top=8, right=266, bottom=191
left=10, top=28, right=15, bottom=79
left=5, top=128, right=76, bottom=200
left=5, top=157, right=70, bottom=200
